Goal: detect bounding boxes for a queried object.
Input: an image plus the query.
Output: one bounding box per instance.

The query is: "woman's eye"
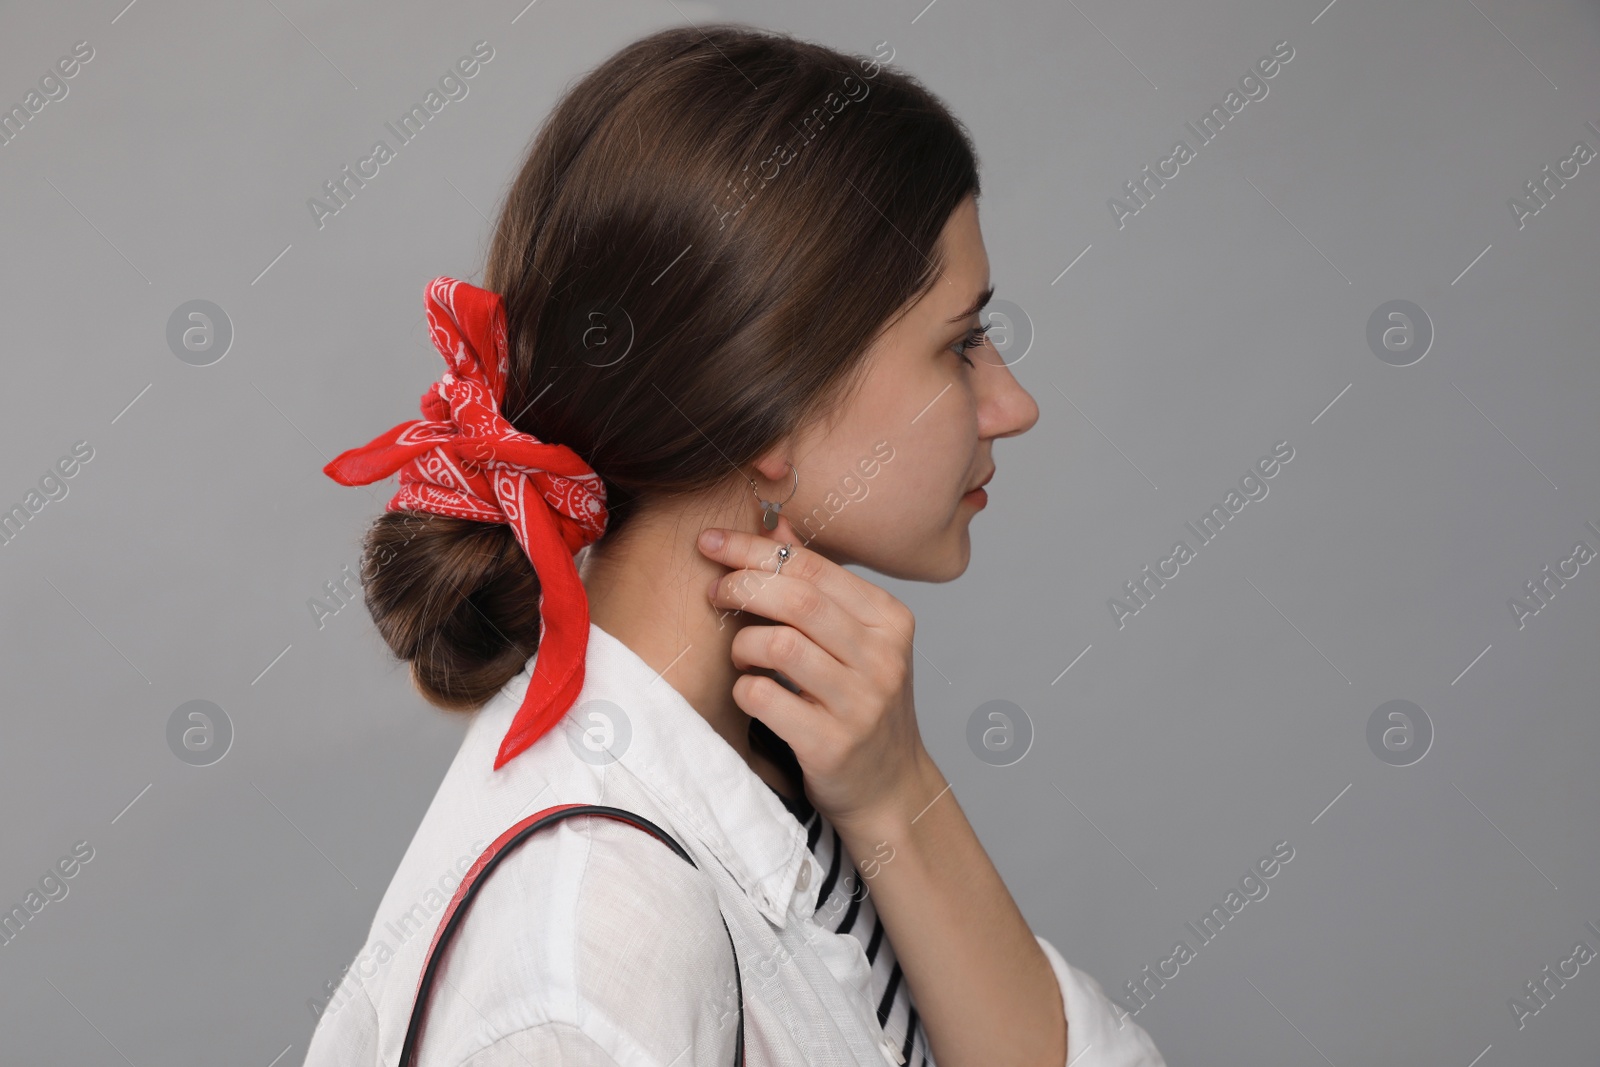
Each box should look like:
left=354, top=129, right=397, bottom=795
left=952, top=322, right=993, bottom=366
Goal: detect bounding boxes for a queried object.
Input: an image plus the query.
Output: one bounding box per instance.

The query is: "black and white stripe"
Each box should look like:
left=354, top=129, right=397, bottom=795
left=768, top=784, right=934, bottom=1067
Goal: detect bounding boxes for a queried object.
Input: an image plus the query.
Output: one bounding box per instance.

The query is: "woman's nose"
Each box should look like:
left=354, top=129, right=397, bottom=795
left=982, top=356, right=1039, bottom=439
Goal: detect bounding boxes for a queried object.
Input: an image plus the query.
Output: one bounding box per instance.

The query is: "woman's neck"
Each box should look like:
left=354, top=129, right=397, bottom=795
left=578, top=504, right=803, bottom=802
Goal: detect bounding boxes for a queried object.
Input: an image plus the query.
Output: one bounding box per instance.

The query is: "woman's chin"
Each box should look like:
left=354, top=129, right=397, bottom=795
left=918, top=528, right=974, bottom=584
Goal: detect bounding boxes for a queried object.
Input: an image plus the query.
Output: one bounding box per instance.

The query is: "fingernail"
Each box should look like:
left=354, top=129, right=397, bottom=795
left=700, top=528, right=724, bottom=552
left=707, top=574, right=721, bottom=601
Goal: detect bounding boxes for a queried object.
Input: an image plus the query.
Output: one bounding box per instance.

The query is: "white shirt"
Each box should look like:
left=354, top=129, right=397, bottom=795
left=302, top=622, right=1167, bottom=1067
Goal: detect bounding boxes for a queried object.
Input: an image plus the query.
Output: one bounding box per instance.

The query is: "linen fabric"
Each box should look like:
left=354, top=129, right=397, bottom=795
left=301, top=622, right=1168, bottom=1067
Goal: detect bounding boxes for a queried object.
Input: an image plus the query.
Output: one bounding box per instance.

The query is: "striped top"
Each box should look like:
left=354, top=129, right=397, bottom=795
left=763, top=780, right=936, bottom=1067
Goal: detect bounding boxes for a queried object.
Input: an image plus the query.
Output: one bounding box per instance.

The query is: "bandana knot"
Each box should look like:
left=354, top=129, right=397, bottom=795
left=323, top=276, right=608, bottom=770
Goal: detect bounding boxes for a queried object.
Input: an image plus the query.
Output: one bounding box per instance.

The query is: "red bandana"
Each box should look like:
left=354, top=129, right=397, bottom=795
left=323, top=276, right=608, bottom=770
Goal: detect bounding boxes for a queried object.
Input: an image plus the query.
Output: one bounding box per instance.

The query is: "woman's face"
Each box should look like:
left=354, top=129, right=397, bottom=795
left=774, top=194, right=1039, bottom=581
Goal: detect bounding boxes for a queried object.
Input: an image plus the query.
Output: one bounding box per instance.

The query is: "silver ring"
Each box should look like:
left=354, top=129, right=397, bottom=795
left=772, top=542, right=793, bottom=576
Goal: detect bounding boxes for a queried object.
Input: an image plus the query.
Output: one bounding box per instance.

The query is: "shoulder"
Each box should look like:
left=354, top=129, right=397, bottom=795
left=496, top=811, right=739, bottom=1000
left=302, top=971, right=381, bottom=1067
left=418, top=808, right=742, bottom=1065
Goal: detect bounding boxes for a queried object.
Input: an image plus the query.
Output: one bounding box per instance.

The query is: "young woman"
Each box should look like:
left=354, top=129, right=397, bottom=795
left=304, top=23, right=1166, bottom=1067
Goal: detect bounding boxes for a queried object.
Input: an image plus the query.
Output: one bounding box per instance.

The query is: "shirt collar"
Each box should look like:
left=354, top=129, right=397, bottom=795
left=564, top=621, right=814, bottom=928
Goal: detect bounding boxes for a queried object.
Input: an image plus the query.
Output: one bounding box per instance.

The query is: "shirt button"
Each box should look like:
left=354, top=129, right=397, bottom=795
left=796, top=860, right=812, bottom=892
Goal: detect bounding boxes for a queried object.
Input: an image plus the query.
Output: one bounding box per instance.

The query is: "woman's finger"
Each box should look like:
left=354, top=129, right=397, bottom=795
left=730, top=623, right=856, bottom=711
left=728, top=668, right=839, bottom=768
left=708, top=566, right=866, bottom=671
left=767, top=514, right=913, bottom=632
left=699, top=520, right=879, bottom=629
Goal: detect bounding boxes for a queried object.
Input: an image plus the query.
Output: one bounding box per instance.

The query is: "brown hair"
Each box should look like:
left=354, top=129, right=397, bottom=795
left=358, top=22, right=980, bottom=712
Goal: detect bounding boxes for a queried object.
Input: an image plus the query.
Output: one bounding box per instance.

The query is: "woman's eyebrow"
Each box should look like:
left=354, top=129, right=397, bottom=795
left=945, top=283, right=994, bottom=324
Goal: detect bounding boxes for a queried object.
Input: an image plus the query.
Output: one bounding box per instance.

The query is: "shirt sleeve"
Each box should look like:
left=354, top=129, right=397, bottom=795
left=1036, top=935, right=1167, bottom=1067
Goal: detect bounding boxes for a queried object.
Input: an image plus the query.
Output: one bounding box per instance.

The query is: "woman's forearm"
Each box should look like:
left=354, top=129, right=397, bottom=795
left=829, top=748, right=1067, bottom=1067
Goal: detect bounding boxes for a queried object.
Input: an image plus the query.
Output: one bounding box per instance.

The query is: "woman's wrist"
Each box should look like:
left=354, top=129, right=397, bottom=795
left=828, top=745, right=948, bottom=859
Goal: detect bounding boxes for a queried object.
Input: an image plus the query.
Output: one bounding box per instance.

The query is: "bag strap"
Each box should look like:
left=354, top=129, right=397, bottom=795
left=399, top=803, right=745, bottom=1066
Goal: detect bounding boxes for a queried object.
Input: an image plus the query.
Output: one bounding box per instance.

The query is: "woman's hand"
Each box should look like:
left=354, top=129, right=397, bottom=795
left=699, top=518, right=1079, bottom=1067
left=696, top=515, right=938, bottom=831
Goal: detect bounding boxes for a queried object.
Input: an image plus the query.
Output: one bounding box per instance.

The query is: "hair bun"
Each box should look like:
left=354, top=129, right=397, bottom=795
left=360, top=511, right=544, bottom=710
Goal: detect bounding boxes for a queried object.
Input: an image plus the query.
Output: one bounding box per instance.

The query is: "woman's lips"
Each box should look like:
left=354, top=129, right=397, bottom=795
left=962, top=473, right=991, bottom=507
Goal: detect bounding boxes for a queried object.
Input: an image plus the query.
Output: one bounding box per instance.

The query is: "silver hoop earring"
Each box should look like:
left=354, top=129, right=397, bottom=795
left=750, top=462, right=798, bottom=532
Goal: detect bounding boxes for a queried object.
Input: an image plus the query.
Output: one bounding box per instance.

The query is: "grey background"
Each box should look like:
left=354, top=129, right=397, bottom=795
left=1, top=0, right=1596, bottom=1063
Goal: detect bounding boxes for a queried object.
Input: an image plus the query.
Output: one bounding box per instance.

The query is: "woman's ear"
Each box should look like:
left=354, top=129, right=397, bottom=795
left=748, top=444, right=801, bottom=523
left=751, top=445, right=795, bottom=486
